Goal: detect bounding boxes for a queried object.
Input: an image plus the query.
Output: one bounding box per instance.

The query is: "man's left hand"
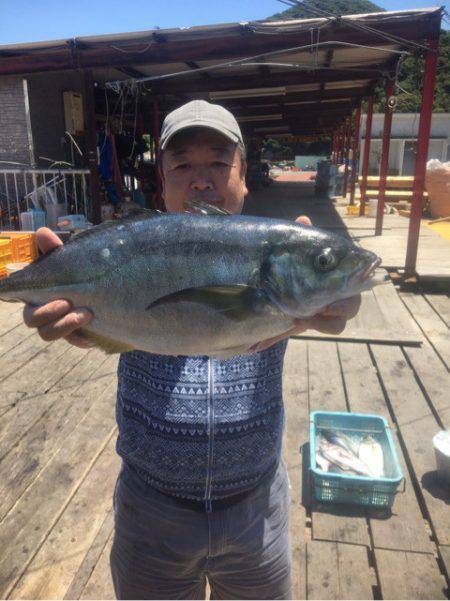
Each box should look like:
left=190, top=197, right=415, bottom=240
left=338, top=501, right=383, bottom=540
left=248, top=216, right=361, bottom=353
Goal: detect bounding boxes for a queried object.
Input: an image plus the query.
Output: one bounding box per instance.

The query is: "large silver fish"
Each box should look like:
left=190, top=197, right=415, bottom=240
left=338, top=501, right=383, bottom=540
left=0, top=205, right=382, bottom=358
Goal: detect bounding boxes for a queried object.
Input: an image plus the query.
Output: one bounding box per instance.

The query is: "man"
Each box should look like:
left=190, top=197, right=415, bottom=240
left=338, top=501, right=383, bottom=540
left=24, top=101, right=360, bottom=600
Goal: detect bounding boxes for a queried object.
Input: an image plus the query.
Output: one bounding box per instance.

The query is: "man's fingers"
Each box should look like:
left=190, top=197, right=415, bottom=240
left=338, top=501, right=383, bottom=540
left=36, top=227, right=63, bottom=254
left=295, top=215, right=312, bottom=226
left=23, top=300, right=73, bottom=328
left=65, top=332, right=96, bottom=349
left=37, top=309, right=93, bottom=342
left=309, top=315, right=347, bottom=335
left=320, top=294, right=361, bottom=319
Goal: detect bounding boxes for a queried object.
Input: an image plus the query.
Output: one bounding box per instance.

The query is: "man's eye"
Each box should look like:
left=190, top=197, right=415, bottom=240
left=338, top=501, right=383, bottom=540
left=212, top=161, right=228, bottom=168
left=174, top=164, right=189, bottom=170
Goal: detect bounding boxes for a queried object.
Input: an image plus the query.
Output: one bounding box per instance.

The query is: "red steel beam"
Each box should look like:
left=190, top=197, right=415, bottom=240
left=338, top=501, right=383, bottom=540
left=375, top=79, right=395, bottom=235
left=405, top=37, right=439, bottom=275
left=359, top=96, right=374, bottom=216
left=332, top=130, right=338, bottom=165
left=342, top=117, right=352, bottom=197
left=152, top=97, right=163, bottom=210
left=349, top=105, right=361, bottom=205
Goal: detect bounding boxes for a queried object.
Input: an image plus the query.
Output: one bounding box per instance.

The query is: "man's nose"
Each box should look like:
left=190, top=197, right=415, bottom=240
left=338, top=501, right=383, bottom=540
left=190, top=168, right=214, bottom=191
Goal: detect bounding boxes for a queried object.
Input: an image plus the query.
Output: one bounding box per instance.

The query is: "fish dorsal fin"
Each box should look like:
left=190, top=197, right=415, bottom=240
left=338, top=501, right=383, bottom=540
left=185, top=200, right=231, bottom=216
left=71, top=209, right=162, bottom=241
left=146, top=285, right=268, bottom=321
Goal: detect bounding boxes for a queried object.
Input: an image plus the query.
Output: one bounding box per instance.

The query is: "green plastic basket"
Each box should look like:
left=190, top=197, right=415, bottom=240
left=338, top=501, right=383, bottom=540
left=310, top=411, right=404, bottom=508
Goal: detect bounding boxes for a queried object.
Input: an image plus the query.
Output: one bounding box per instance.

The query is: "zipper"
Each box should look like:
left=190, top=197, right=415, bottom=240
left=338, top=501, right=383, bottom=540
left=205, top=357, right=215, bottom=513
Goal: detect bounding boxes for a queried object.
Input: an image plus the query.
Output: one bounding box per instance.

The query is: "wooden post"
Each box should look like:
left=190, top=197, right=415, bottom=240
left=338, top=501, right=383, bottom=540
left=342, top=117, right=351, bottom=197
left=359, top=96, right=374, bottom=216
left=83, top=70, right=102, bottom=224
left=375, top=79, right=395, bottom=236
left=349, top=106, right=361, bottom=206
left=405, top=37, right=439, bottom=275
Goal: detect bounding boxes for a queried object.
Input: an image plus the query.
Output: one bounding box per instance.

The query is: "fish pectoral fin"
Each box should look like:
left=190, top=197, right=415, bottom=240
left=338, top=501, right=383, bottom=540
left=146, top=285, right=267, bottom=321
left=76, top=328, right=135, bottom=354
left=184, top=200, right=231, bottom=216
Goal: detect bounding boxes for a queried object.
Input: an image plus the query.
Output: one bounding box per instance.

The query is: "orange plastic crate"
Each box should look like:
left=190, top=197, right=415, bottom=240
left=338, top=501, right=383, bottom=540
left=0, top=232, right=38, bottom=262
left=0, top=239, right=14, bottom=268
left=0, top=266, right=7, bottom=279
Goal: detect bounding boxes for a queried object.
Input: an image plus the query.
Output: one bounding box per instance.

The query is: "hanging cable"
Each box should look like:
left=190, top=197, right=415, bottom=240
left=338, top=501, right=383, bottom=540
left=277, top=0, right=437, bottom=53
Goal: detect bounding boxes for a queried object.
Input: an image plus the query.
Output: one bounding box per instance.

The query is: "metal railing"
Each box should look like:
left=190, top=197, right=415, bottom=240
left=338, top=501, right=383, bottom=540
left=0, top=168, right=91, bottom=230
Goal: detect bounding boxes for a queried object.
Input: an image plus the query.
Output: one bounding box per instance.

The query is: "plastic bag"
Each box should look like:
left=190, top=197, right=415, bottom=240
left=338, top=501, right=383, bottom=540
left=425, top=159, right=450, bottom=218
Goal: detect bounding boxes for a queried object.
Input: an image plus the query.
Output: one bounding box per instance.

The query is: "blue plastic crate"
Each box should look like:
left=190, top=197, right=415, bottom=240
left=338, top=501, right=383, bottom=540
left=310, top=411, right=404, bottom=508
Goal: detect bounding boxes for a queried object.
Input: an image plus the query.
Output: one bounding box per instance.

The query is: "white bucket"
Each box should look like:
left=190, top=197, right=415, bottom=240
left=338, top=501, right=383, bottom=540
left=367, top=198, right=378, bottom=217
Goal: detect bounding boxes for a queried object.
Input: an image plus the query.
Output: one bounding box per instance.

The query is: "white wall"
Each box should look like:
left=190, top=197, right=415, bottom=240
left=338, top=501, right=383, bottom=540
left=358, top=113, right=449, bottom=175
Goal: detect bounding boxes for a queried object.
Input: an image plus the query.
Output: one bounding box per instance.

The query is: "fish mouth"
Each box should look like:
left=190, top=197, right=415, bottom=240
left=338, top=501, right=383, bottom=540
left=358, top=256, right=382, bottom=283
left=348, top=255, right=383, bottom=291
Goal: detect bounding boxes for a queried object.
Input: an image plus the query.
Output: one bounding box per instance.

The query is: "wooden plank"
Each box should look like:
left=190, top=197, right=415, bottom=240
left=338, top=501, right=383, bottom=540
left=404, top=340, right=450, bottom=429
left=400, top=293, right=450, bottom=369
left=375, top=549, right=447, bottom=600
left=338, top=343, right=433, bottom=554
left=370, top=344, right=433, bottom=427
left=0, top=323, right=35, bottom=359
left=306, top=540, right=374, bottom=600
left=283, top=339, right=309, bottom=601
left=0, top=356, right=117, bottom=521
left=296, top=279, right=422, bottom=346
left=0, top=340, right=76, bottom=410
left=438, top=545, right=450, bottom=582
left=425, top=294, right=450, bottom=329
left=0, top=302, right=24, bottom=336
left=0, top=348, right=108, bottom=460
left=79, top=530, right=115, bottom=601
left=0, top=330, right=49, bottom=384
left=308, top=341, right=346, bottom=413
left=401, top=415, right=450, bottom=547
left=10, top=437, right=120, bottom=600
left=0, top=383, right=117, bottom=599
left=64, top=510, right=115, bottom=601
left=308, top=341, right=370, bottom=547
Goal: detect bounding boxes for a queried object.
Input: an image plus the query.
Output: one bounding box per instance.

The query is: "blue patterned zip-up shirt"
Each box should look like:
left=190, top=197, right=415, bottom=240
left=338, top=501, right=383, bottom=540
left=116, top=341, right=288, bottom=504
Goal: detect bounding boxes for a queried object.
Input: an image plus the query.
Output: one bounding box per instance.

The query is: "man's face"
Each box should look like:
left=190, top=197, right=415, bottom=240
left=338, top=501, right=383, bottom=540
left=161, top=128, right=248, bottom=215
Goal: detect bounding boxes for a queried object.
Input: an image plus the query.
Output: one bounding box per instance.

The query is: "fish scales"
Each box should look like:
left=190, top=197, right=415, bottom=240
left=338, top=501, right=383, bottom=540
left=0, top=210, right=381, bottom=358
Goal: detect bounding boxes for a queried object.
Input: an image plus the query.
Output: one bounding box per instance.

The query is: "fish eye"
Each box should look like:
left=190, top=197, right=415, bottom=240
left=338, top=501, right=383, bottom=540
left=314, top=248, right=337, bottom=272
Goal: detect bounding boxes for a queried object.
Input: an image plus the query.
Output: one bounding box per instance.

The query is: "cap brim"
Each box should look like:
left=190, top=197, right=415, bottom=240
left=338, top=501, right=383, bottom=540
left=160, top=119, right=240, bottom=150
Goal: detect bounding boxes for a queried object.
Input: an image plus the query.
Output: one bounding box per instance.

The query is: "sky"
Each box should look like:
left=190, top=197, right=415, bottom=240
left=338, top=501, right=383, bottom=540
left=0, top=0, right=448, bottom=45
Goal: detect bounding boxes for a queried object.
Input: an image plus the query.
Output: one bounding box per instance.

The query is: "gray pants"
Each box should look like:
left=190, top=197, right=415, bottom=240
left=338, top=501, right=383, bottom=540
left=110, top=462, right=292, bottom=600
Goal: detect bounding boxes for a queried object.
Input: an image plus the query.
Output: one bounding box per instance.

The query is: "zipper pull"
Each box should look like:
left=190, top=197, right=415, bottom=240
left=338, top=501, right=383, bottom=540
left=206, top=499, right=213, bottom=513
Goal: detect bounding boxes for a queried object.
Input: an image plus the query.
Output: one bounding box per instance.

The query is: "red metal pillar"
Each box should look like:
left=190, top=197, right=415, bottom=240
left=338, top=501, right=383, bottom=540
left=349, top=106, right=361, bottom=206
left=405, top=38, right=439, bottom=275
left=152, top=97, right=162, bottom=209
left=359, top=96, right=374, bottom=216
left=332, top=131, right=338, bottom=165
left=375, top=79, right=395, bottom=235
left=338, top=124, right=345, bottom=163
left=342, top=117, right=351, bottom=197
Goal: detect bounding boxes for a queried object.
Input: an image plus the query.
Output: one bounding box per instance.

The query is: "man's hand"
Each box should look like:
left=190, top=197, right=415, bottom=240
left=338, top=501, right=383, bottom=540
left=22, top=228, right=94, bottom=348
left=248, top=216, right=361, bottom=353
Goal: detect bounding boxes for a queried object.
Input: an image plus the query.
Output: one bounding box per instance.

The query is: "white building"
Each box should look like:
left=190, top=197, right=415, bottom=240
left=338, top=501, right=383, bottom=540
left=359, top=113, right=450, bottom=175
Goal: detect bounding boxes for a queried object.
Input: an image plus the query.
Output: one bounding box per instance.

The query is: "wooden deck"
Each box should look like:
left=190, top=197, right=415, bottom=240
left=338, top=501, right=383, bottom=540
left=244, top=178, right=450, bottom=281
left=0, top=180, right=449, bottom=599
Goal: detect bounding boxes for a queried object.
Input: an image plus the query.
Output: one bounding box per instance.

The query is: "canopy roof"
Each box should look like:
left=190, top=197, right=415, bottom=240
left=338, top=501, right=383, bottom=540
left=0, top=7, right=442, bottom=137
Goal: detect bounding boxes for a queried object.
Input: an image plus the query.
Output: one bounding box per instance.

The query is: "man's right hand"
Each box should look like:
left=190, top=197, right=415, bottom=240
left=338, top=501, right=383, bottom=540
left=22, top=228, right=94, bottom=348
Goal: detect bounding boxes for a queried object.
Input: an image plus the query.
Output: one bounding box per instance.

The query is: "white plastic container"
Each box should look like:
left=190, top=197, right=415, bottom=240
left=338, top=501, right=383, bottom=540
left=6, top=262, right=29, bottom=275
left=433, top=431, right=450, bottom=484
left=20, top=210, right=46, bottom=231
left=57, top=214, right=86, bottom=231
left=367, top=199, right=378, bottom=217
